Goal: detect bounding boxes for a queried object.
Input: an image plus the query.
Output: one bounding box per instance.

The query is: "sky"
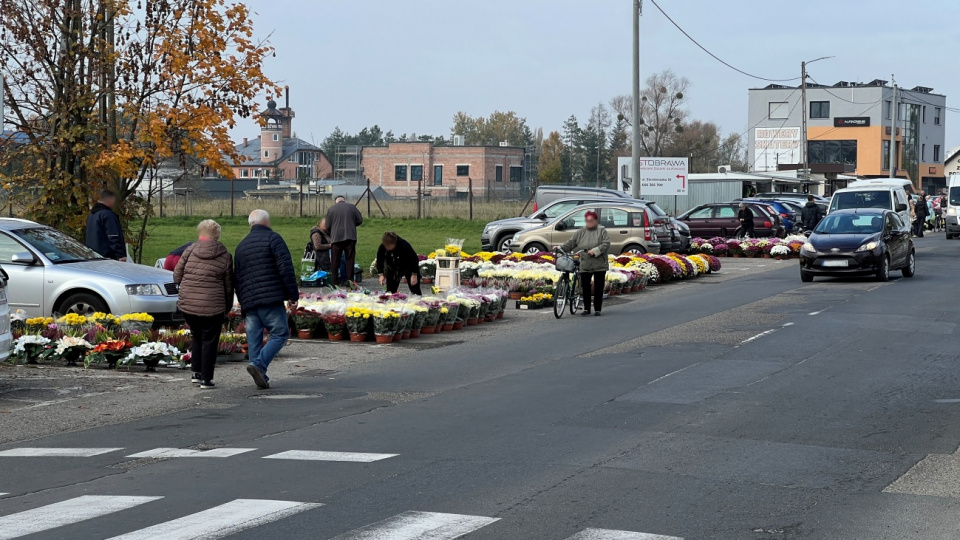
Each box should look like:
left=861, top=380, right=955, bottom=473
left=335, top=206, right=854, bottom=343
left=233, top=0, right=960, bottom=153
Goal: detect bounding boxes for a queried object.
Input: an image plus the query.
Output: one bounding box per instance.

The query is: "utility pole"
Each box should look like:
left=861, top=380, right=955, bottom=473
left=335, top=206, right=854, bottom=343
left=889, top=76, right=898, bottom=179
left=800, top=61, right=808, bottom=180
left=630, top=0, right=643, bottom=199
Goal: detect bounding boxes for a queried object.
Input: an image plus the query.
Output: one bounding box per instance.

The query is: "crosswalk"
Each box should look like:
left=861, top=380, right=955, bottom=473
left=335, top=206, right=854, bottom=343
left=0, top=495, right=684, bottom=539
left=0, top=447, right=398, bottom=462
left=0, top=448, right=123, bottom=457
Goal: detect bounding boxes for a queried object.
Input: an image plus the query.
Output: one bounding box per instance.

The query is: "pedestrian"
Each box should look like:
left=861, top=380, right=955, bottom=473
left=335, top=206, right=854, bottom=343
left=173, top=220, right=233, bottom=389
left=234, top=209, right=299, bottom=389
left=737, top=203, right=755, bottom=239
left=85, top=189, right=126, bottom=261
left=163, top=242, right=194, bottom=271
left=325, top=195, right=363, bottom=285
left=376, top=231, right=422, bottom=295
left=914, top=192, right=928, bottom=237
left=800, top=195, right=824, bottom=232
left=559, top=210, right=610, bottom=317
left=308, top=219, right=332, bottom=272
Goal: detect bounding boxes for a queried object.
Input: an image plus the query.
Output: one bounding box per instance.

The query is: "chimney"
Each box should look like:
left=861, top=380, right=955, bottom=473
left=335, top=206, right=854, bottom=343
left=285, top=86, right=290, bottom=110
left=243, top=137, right=248, bottom=147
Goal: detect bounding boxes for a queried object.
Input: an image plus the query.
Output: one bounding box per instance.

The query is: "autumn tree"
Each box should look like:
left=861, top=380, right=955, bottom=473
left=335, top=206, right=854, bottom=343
left=451, top=111, right=534, bottom=147
left=561, top=115, right=583, bottom=184
left=539, top=131, right=564, bottom=185
left=664, top=120, right=720, bottom=173
left=608, top=117, right=630, bottom=180
left=1, top=0, right=277, bottom=260
left=611, top=69, right=690, bottom=157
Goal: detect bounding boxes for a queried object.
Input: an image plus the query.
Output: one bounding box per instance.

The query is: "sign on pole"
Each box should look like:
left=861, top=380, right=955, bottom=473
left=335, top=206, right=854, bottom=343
left=637, top=157, right=688, bottom=196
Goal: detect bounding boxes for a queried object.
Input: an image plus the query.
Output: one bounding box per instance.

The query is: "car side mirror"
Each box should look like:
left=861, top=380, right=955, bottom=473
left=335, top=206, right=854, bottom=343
left=535, top=213, right=547, bottom=220
left=555, top=222, right=567, bottom=231
left=11, top=252, right=36, bottom=265
left=803, top=230, right=813, bottom=238
left=896, top=203, right=907, bottom=212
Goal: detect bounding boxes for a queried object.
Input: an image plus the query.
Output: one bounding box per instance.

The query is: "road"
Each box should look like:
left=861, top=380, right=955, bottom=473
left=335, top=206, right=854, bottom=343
left=1, top=236, right=959, bottom=539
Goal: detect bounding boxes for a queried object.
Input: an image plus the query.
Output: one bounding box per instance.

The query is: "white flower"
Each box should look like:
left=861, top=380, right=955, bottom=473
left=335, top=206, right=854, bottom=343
left=13, top=335, right=50, bottom=354
left=770, top=245, right=791, bottom=256
left=55, top=336, right=92, bottom=355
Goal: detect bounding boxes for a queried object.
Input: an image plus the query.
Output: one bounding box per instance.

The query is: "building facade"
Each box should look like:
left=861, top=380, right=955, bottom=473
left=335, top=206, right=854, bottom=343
left=358, top=142, right=530, bottom=199
left=230, top=98, right=333, bottom=182
left=748, top=80, right=947, bottom=192
left=946, top=146, right=960, bottom=179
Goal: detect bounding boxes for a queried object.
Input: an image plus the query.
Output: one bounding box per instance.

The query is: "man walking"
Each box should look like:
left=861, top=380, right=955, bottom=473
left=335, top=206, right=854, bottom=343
left=737, top=203, right=755, bottom=239
left=914, top=192, right=928, bottom=237
left=800, top=195, right=824, bottom=232
left=325, top=195, right=363, bottom=285
left=85, top=190, right=126, bottom=261
left=234, top=210, right=299, bottom=389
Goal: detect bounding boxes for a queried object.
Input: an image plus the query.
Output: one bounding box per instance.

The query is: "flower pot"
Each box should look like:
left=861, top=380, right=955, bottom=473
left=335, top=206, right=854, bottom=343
left=452, top=321, right=464, bottom=331
left=393, top=332, right=403, bottom=342
left=442, top=323, right=453, bottom=332
left=763, top=254, right=772, bottom=259
left=420, top=325, right=436, bottom=335
left=410, top=329, right=421, bottom=338
left=401, top=330, right=411, bottom=340
left=349, top=332, right=367, bottom=342
left=374, top=334, right=394, bottom=344
left=497, top=310, right=504, bottom=320
left=775, top=256, right=784, bottom=261
left=466, top=317, right=479, bottom=326
left=485, top=314, right=496, bottom=322
left=421, top=277, right=434, bottom=285
left=328, top=332, right=345, bottom=341
left=509, top=291, right=523, bottom=300
left=297, top=329, right=313, bottom=340
left=143, top=357, right=161, bottom=372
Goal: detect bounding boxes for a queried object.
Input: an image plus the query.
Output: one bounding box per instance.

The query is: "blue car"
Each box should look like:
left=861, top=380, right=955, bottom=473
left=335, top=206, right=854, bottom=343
left=739, top=198, right=799, bottom=233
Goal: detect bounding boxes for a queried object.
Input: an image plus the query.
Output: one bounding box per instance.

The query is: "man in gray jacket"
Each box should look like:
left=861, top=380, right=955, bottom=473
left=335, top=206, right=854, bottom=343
left=325, top=196, right=363, bottom=285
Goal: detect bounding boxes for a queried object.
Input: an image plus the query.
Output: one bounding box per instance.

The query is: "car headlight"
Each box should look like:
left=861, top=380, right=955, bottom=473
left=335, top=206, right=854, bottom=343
left=802, top=242, right=817, bottom=253
left=125, top=284, right=163, bottom=296
left=855, top=241, right=878, bottom=252
left=948, top=207, right=957, bottom=216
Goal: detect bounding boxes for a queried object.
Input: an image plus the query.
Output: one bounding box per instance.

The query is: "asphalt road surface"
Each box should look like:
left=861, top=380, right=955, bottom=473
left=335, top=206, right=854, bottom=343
left=2, top=236, right=959, bottom=539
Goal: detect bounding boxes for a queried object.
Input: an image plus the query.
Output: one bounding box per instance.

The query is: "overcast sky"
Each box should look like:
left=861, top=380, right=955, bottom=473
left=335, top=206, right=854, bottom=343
left=235, top=0, right=959, bottom=152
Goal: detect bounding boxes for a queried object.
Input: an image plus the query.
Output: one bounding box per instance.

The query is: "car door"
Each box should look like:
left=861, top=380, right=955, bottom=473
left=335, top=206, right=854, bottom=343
left=551, top=207, right=594, bottom=249
left=0, top=232, right=46, bottom=317
left=885, top=212, right=907, bottom=266
left=680, top=206, right=715, bottom=237
left=713, top=205, right=739, bottom=237
left=599, top=207, right=631, bottom=254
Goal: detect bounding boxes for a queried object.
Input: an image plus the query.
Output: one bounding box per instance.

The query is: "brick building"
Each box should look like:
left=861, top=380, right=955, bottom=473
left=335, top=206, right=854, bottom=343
left=231, top=97, right=333, bottom=182
left=357, top=142, right=530, bottom=199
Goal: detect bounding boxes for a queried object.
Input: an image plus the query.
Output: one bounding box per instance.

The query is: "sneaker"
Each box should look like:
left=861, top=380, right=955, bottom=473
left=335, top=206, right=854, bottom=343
left=246, top=364, right=269, bottom=389
left=200, top=381, right=216, bottom=389
left=594, top=311, right=602, bottom=317
left=190, top=373, right=201, bottom=384
left=580, top=311, right=592, bottom=317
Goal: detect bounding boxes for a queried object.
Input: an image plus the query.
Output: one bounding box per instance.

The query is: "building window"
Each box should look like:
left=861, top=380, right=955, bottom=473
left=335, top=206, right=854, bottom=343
left=254, top=169, right=261, bottom=178
left=768, top=102, right=789, bottom=120
left=264, top=169, right=271, bottom=178
left=289, top=154, right=297, bottom=162
left=807, top=140, right=857, bottom=166
left=411, top=165, right=423, bottom=182
left=884, top=100, right=892, bottom=120
left=395, top=165, right=407, bottom=181
left=240, top=169, right=249, bottom=178
left=495, top=165, right=503, bottom=183
left=935, top=108, right=942, bottom=125
left=882, top=140, right=900, bottom=171
left=272, top=134, right=279, bottom=141
left=509, top=166, right=523, bottom=183
left=810, top=101, right=830, bottom=119
left=934, top=145, right=941, bottom=162
left=264, top=150, right=269, bottom=158
left=922, top=144, right=926, bottom=162
left=456, top=164, right=469, bottom=176
left=434, top=165, right=443, bottom=186
left=922, top=106, right=927, bottom=124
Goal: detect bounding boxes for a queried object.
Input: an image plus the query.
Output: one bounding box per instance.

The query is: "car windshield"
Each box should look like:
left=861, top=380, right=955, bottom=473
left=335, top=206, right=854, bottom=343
left=831, top=190, right=891, bottom=211
left=645, top=202, right=668, bottom=217
left=814, top=214, right=884, bottom=235
left=14, top=227, right=105, bottom=264
left=950, top=187, right=960, bottom=206
left=540, top=201, right=579, bottom=219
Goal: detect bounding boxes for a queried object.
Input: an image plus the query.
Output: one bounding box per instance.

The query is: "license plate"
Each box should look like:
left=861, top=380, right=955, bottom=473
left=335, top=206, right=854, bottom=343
left=822, top=260, right=848, bottom=268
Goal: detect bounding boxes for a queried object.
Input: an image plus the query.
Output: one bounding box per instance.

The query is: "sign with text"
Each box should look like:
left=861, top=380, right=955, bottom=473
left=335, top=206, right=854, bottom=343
left=834, top=117, right=870, bottom=127
left=754, top=127, right=801, bottom=172
left=637, top=157, right=689, bottom=196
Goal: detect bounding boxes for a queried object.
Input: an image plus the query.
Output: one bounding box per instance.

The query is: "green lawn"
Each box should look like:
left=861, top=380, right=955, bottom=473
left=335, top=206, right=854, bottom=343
left=138, top=217, right=486, bottom=272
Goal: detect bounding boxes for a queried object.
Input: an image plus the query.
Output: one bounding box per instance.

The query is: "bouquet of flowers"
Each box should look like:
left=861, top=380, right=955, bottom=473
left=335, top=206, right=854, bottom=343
left=119, top=312, right=154, bottom=333
left=84, top=339, right=132, bottom=368
left=25, top=317, right=53, bottom=334
left=90, top=312, right=120, bottom=331
left=42, top=335, right=93, bottom=364
left=118, top=341, right=181, bottom=371
left=770, top=244, right=791, bottom=258
left=56, top=313, right=88, bottom=335
left=346, top=306, right=372, bottom=335
left=11, top=335, right=51, bottom=364
left=372, top=310, right=400, bottom=336
left=321, top=309, right=347, bottom=340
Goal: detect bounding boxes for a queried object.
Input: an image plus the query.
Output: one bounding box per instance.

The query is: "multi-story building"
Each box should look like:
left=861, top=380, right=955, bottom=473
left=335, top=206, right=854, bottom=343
left=946, top=146, right=960, bottom=178
left=230, top=97, right=333, bottom=182
left=748, top=80, right=947, bottom=193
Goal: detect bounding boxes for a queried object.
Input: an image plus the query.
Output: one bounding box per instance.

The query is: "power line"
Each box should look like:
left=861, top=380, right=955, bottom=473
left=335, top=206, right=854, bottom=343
left=647, top=0, right=801, bottom=83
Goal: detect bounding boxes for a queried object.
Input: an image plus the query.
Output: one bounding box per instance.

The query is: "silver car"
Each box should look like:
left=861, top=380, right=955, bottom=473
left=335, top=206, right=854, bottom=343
left=0, top=219, right=181, bottom=324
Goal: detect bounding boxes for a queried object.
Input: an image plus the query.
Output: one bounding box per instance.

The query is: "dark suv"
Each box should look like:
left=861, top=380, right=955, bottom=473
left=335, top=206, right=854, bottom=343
left=677, top=202, right=784, bottom=238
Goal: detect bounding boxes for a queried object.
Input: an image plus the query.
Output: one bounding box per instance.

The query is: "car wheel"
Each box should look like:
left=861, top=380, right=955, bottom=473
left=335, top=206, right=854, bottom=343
left=495, top=234, right=514, bottom=252
left=57, top=292, right=108, bottom=317
left=524, top=242, right=547, bottom=255
left=947, top=233, right=955, bottom=240
left=875, top=255, right=890, bottom=282
left=902, top=251, right=916, bottom=278
left=800, top=271, right=814, bottom=283
left=621, top=244, right=646, bottom=255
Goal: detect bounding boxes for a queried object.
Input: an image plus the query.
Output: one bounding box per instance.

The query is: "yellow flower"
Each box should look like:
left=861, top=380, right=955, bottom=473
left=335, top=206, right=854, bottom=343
left=57, top=313, right=88, bottom=326
left=26, top=317, right=53, bottom=327
left=119, top=313, right=155, bottom=323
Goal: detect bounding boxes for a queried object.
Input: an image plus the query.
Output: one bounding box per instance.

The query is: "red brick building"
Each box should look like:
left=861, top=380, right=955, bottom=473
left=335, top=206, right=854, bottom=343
left=359, top=142, right=528, bottom=198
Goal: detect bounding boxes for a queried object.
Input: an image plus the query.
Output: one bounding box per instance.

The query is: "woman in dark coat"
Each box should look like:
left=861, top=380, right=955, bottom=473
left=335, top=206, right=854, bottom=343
left=375, top=231, right=421, bottom=295
left=309, top=219, right=332, bottom=272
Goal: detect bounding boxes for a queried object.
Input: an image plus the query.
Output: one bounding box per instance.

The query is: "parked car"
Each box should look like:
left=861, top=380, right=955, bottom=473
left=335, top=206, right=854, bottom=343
left=482, top=196, right=631, bottom=252
left=737, top=198, right=800, bottom=233
left=754, top=192, right=829, bottom=204
left=676, top=203, right=784, bottom=238
left=508, top=202, right=661, bottom=255
left=0, top=218, right=182, bottom=323
left=799, top=209, right=914, bottom=282
left=0, top=267, right=11, bottom=362
left=828, top=183, right=910, bottom=227
left=531, top=185, right=629, bottom=213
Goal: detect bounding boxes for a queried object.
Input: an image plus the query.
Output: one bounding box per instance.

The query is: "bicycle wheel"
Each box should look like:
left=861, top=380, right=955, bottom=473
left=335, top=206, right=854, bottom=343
left=569, top=273, right=581, bottom=315
left=553, top=276, right=568, bottom=319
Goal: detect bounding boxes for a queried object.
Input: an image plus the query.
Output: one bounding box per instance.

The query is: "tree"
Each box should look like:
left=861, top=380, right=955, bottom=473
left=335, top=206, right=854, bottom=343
left=1, top=0, right=276, bottom=260
left=718, top=133, right=748, bottom=172
left=561, top=115, right=583, bottom=184
left=608, top=117, right=630, bottom=180
left=451, top=111, right=533, bottom=147
left=610, top=70, right=690, bottom=157
left=539, top=131, right=564, bottom=185
left=583, top=103, right=612, bottom=187
left=664, top=120, right=719, bottom=173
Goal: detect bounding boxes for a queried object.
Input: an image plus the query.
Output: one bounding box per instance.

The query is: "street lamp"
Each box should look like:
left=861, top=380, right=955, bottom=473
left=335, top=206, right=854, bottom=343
left=800, top=55, right=834, bottom=181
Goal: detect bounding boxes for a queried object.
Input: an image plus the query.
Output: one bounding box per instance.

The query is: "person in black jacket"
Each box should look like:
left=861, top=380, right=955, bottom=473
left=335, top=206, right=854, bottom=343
left=737, top=203, right=755, bottom=239
left=85, top=190, right=126, bottom=261
left=376, top=232, right=422, bottom=295
left=800, top=195, right=824, bottom=232
left=234, top=209, right=299, bottom=389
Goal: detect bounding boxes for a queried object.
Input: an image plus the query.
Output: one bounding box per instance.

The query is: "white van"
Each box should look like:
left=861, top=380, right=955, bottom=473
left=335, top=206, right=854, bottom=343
left=829, top=183, right=911, bottom=226
left=945, top=173, right=960, bottom=239
left=848, top=178, right=917, bottom=197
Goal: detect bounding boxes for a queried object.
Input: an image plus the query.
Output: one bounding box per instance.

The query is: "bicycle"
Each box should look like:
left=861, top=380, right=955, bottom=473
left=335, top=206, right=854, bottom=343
left=553, top=248, right=583, bottom=319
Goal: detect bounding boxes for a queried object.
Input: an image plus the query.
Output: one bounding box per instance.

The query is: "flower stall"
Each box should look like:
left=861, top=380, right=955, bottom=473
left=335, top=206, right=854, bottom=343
left=691, top=235, right=806, bottom=259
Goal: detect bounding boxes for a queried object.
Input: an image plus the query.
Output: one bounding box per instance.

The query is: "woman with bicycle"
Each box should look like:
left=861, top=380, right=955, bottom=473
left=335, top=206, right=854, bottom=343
left=559, top=211, right=610, bottom=316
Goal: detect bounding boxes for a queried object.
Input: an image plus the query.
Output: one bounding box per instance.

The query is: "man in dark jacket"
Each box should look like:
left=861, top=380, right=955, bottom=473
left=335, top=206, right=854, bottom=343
left=800, top=195, right=824, bottom=231
left=325, top=196, right=363, bottom=285
left=376, top=232, right=422, bottom=295
left=85, top=190, right=126, bottom=261
left=234, top=209, right=299, bottom=389
left=737, top=203, right=755, bottom=239
left=914, top=192, right=928, bottom=237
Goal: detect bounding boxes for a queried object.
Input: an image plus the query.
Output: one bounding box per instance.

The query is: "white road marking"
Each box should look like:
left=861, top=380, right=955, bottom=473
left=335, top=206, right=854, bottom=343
left=262, top=450, right=398, bottom=462
left=808, top=310, right=825, bottom=315
left=0, top=448, right=122, bottom=457
left=107, top=499, right=322, bottom=540
left=330, top=511, right=499, bottom=539
left=565, top=529, right=683, bottom=540
left=0, top=495, right=161, bottom=540
left=782, top=322, right=794, bottom=327
left=125, top=448, right=255, bottom=459
left=738, top=329, right=777, bottom=345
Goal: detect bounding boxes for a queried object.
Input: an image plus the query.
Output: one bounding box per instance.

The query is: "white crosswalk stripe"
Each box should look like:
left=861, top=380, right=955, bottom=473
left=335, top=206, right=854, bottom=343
left=330, top=511, right=499, bottom=539
left=0, top=495, right=161, bottom=540
left=106, top=498, right=322, bottom=539
left=565, top=529, right=683, bottom=540
left=0, top=448, right=122, bottom=457
left=262, top=450, right=398, bottom=462
left=125, top=447, right=256, bottom=459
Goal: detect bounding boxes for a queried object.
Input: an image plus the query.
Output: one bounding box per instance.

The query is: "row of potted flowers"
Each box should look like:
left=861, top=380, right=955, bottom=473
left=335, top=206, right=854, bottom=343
left=690, top=236, right=807, bottom=259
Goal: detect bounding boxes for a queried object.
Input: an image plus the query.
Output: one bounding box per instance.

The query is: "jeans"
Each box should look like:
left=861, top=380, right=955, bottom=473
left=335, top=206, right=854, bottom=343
left=330, top=240, right=356, bottom=284
left=183, top=313, right=223, bottom=381
left=244, top=303, right=289, bottom=379
left=581, top=271, right=606, bottom=313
